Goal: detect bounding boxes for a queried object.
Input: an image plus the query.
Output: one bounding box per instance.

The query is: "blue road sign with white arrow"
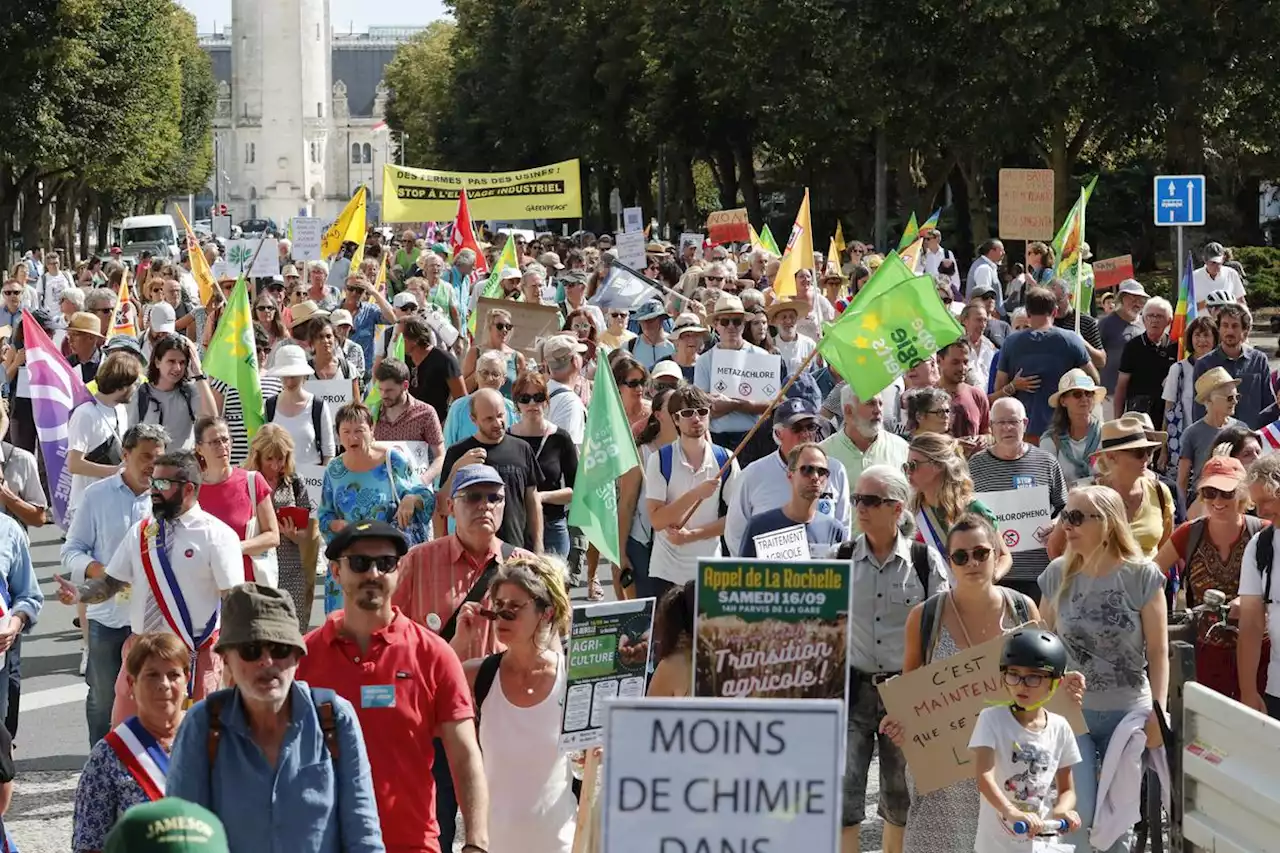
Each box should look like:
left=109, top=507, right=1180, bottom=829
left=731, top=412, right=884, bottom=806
left=1153, top=174, right=1206, bottom=227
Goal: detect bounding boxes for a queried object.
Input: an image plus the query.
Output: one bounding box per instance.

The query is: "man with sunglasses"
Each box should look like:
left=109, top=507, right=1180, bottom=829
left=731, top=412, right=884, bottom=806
left=300, top=520, right=489, bottom=853
left=725, top=398, right=850, bottom=557
left=694, top=293, right=784, bottom=467
left=842, top=464, right=949, bottom=853
left=167, top=583, right=384, bottom=853
left=967, top=398, right=1067, bottom=601
left=739, top=443, right=847, bottom=558
left=55, top=449, right=245, bottom=722
left=337, top=273, right=396, bottom=380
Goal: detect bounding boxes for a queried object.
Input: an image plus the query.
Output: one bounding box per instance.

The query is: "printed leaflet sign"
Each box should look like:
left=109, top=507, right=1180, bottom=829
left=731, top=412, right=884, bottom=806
left=560, top=599, right=655, bottom=750
left=709, top=349, right=782, bottom=404
left=977, top=487, right=1053, bottom=553
left=694, top=558, right=850, bottom=700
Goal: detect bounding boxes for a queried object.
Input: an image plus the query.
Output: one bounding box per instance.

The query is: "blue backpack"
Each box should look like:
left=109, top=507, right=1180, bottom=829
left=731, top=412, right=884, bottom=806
left=657, top=443, right=732, bottom=515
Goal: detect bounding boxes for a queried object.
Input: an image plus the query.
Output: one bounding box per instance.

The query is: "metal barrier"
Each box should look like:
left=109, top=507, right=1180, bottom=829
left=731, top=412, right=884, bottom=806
left=1181, top=679, right=1280, bottom=852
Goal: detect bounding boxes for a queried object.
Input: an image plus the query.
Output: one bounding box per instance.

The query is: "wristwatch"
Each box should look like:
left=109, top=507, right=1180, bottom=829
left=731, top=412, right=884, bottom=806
left=191, top=373, right=208, bottom=381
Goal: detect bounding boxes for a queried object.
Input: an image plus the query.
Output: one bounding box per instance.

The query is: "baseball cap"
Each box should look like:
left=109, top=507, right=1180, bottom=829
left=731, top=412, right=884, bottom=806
left=1198, top=456, right=1246, bottom=494
left=499, top=266, right=522, bottom=281
left=104, top=798, right=229, bottom=853
left=1116, top=279, right=1150, bottom=299
left=773, top=397, right=820, bottom=427
left=150, top=302, right=177, bottom=334
left=1205, top=242, right=1226, bottom=264
left=452, top=464, right=504, bottom=498
left=538, top=251, right=565, bottom=270
left=970, top=282, right=996, bottom=299
left=323, top=519, right=410, bottom=560
left=329, top=308, right=354, bottom=328
left=651, top=361, right=683, bottom=383
left=541, top=333, right=587, bottom=364
left=393, top=291, right=419, bottom=310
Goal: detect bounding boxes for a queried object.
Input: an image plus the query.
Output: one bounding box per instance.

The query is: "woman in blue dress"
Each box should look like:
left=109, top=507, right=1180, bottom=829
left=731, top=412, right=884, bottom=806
left=319, top=401, right=433, bottom=611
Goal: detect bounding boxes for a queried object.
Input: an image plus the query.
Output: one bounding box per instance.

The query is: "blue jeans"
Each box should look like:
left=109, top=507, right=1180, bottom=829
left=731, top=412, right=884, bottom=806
left=625, top=537, right=653, bottom=599
left=1066, top=707, right=1138, bottom=853
left=86, top=621, right=132, bottom=745
left=543, top=516, right=570, bottom=558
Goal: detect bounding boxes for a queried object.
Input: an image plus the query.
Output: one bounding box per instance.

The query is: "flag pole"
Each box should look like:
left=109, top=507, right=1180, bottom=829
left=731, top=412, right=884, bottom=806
left=675, top=345, right=824, bottom=529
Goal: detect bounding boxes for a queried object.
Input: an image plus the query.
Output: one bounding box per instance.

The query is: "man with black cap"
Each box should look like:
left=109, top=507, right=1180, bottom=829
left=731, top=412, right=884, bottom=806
left=167, top=583, right=384, bottom=852
left=724, top=397, right=850, bottom=556
left=301, top=520, right=489, bottom=853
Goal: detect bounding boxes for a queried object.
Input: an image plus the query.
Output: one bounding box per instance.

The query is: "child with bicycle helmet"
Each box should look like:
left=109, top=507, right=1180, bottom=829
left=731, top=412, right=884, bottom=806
left=970, top=627, right=1082, bottom=850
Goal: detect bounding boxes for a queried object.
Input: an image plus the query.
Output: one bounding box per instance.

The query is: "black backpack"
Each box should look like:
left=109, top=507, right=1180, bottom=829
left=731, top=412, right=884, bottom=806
left=136, top=381, right=195, bottom=426
left=265, top=394, right=326, bottom=457
left=919, top=587, right=1035, bottom=664
left=1250, top=526, right=1278, bottom=605
left=836, top=539, right=933, bottom=595
left=1184, top=515, right=1268, bottom=605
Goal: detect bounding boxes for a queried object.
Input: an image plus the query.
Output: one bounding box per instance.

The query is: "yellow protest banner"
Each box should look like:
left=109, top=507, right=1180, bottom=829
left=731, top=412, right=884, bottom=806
left=382, top=159, right=583, bottom=221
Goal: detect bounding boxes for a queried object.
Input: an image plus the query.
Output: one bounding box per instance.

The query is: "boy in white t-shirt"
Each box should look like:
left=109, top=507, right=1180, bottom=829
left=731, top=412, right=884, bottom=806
left=970, top=628, right=1082, bottom=851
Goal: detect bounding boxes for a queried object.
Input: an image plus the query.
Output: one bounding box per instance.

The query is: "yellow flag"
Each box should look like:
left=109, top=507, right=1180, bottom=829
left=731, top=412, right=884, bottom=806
left=109, top=275, right=135, bottom=337
left=898, top=237, right=925, bottom=274
left=834, top=221, right=847, bottom=253
left=770, top=188, right=814, bottom=298
left=349, top=240, right=366, bottom=282
left=321, top=187, right=367, bottom=259
left=827, top=237, right=841, bottom=274
left=748, top=223, right=766, bottom=253
left=374, top=251, right=388, bottom=295
left=173, top=204, right=214, bottom=305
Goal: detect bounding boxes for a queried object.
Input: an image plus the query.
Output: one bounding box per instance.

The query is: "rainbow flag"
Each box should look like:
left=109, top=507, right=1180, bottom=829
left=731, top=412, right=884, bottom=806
left=919, top=207, right=942, bottom=233
left=1172, top=251, right=1196, bottom=360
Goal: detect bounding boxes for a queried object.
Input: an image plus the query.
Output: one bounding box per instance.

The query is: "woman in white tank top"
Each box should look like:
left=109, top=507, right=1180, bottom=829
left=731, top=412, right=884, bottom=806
left=466, top=554, right=576, bottom=853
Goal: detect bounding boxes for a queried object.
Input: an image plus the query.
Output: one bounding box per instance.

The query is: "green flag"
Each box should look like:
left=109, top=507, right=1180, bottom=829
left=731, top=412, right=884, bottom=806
left=203, top=276, right=265, bottom=437
left=818, top=274, right=963, bottom=401
left=759, top=224, right=782, bottom=256
left=1050, top=176, right=1099, bottom=312
left=468, top=234, right=519, bottom=333
left=845, top=251, right=917, bottom=314
left=896, top=212, right=920, bottom=251
left=568, top=360, right=640, bottom=565
left=365, top=332, right=406, bottom=419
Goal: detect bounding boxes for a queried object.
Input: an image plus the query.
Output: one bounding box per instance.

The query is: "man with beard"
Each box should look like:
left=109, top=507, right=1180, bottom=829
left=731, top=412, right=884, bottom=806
left=739, top=443, right=847, bottom=558
left=300, top=520, right=489, bottom=853
left=820, top=385, right=909, bottom=535
left=66, top=351, right=142, bottom=527
left=167, top=583, right=384, bottom=852
left=1191, top=303, right=1274, bottom=429
left=439, top=389, right=543, bottom=552
left=372, top=357, right=445, bottom=486
left=397, top=465, right=532, bottom=852
left=59, top=423, right=167, bottom=745
left=54, top=450, right=243, bottom=724
left=937, top=341, right=991, bottom=455
left=725, top=398, right=850, bottom=557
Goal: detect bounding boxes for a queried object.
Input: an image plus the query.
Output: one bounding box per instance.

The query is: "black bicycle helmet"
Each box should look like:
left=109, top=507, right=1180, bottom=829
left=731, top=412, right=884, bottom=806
left=1000, top=627, right=1068, bottom=677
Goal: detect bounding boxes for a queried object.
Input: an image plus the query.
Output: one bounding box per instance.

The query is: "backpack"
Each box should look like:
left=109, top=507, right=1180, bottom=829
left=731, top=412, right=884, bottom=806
left=834, top=539, right=934, bottom=607
left=136, top=381, right=196, bottom=426
left=265, top=394, right=325, bottom=457
left=1252, top=527, right=1278, bottom=605
left=658, top=442, right=733, bottom=516
left=205, top=686, right=340, bottom=774
left=549, top=387, right=574, bottom=401
left=1183, top=515, right=1268, bottom=606
left=919, top=587, right=1034, bottom=664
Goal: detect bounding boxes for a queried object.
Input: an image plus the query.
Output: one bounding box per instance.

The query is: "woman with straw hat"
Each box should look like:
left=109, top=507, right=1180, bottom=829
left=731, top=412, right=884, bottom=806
left=1178, top=367, right=1241, bottom=507
left=1041, top=369, right=1106, bottom=487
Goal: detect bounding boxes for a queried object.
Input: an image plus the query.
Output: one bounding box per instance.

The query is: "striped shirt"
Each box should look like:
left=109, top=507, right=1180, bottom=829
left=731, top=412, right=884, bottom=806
left=210, top=376, right=282, bottom=467
left=967, top=445, right=1067, bottom=583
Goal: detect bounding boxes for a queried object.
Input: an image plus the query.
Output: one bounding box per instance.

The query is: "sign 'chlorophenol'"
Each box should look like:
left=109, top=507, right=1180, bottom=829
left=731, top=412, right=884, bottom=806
left=603, top=697, right=844, bottom=853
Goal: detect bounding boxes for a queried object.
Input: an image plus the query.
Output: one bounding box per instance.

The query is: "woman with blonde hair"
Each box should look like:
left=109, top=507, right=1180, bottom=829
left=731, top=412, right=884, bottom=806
left=905, top=433, right=1011, bottom=579
left=244, top=424, right=319, bottom=630
left=1039, top=485, right=1167, bottom=853
left=463, top=307, right=527, bottom=397
left=462, top=554, right=576, bottom=853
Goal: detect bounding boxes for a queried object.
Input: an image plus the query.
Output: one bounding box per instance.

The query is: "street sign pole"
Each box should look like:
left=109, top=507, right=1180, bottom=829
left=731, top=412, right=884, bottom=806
left=1177, top=225, right=1184, bottom=290
left=1154, top=174, right=1206, bottom=289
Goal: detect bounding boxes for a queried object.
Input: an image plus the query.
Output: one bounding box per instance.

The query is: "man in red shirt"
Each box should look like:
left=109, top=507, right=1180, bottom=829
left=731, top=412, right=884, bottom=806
left=298, top=520, right=489, bottom=853
left=372, top=357, right=445, bottom=486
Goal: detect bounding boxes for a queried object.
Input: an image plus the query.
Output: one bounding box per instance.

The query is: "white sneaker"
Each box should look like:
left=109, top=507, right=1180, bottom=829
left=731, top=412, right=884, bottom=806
left=79, top=645, right=88, bottom=677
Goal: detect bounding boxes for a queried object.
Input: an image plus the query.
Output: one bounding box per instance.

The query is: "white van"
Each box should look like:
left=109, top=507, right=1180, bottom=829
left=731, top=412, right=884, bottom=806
left=120, top=214, right=181, bottom=265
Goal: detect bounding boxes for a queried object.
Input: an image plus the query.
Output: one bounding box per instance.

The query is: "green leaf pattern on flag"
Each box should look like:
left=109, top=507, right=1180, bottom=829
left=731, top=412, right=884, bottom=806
left=203, top=276, right=265, bottom=437
left=568, top=360, right=640, bottom=565
left=818, top=274, right=963, bottom=402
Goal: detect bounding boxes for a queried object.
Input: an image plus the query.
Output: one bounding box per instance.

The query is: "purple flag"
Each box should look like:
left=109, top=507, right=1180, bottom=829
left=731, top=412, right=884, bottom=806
left=23, top=311, right=93, bottom=528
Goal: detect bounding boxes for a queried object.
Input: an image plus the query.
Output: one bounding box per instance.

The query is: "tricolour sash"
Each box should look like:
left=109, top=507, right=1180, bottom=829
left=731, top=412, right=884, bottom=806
left=916, top=506, right=947, bottom=556
left=104, top=716, right=168, bottom=801
left=138, top=520, right=217, bottom=696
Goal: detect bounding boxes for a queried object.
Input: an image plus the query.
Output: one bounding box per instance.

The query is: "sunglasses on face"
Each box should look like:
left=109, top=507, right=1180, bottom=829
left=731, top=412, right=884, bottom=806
left=479, top=598, right=536, bottom=621
left=1061, top=390, right=1091, bottom=401
left=1002, top=671, right=1051, bottom=688
left=902, top=459, right=933, bottom=474
left=1199, top=486, right=1236, bottom=502
left=340, top=554, right=400, bottom=575
left=677, top=407, right=711, bottom=420
left=718, top=318, right=744, bottom=328
left=790, top=421, right=819, bottom=435
left=237, top=642, right=297, bottom=662
left=256, top=305, right=276, bottom=313
left=1061, top=508, right=1103, bottom=527
left=493, top=322, right=513, bottom=332
left=1121, top=446, right=1154, bottom=459
left=1, top=291, right=20, bottom=298
left=852, top=493, right=894, bottom=508
left=705, top=275, right=725, bottom=282
left=949, top=546, right=993, bottom=566
left=796, top=463, right=829, bottom=478
left=517, top=392, right=547, bottom=404
left=620, top=378, right=645, bottom=388
left=609, top=312, right=628, bottom=319
left=150, top=477, right=189, bottom=491
left=457, top=491, right=505, bottom=506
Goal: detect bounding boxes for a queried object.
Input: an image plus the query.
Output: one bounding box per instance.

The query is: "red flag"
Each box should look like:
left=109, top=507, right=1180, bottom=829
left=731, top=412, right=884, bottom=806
left=450, top=188, right=488, bottom=274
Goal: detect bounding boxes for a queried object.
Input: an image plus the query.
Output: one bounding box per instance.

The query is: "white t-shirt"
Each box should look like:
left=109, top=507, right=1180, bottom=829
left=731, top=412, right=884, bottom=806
left=1191, top=265, right=1245, bottom=307
left=39, top=271, right=72, bottom=314
left=271, top=395, right=337, bottom=466
left=773, top=333, right=817, bottom=376
left=1240, top=532, right=1280, bottom=697
left=547, top=379, right=586, bottom=445
left=644, top=439, right=741, bottom=585
left=969, top=706, right=1082, bottom=853
left=67, top=399, right=129, bottom=521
